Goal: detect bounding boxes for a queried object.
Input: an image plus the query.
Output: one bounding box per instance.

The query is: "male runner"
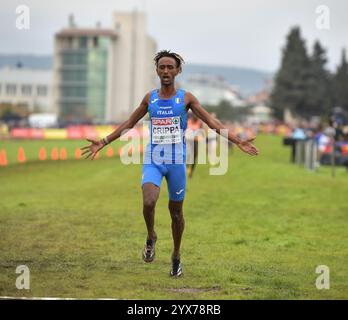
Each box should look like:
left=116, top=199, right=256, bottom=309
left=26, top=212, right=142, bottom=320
left=81, top=50, right=259, bottom=277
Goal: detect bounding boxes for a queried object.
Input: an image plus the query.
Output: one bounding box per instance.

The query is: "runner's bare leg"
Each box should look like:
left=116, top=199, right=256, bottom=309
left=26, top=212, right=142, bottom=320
left=168, top=200, right=185, bottom=259
left=142, top=183, right=160, bottom=242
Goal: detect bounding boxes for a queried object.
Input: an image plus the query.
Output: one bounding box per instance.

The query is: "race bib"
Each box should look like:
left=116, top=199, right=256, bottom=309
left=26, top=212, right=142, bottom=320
left=151, top=117, right=181, bottom=144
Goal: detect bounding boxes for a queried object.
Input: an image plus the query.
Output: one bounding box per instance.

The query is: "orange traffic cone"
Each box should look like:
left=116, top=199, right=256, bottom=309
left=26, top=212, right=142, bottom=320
left=38, top=147, right=47, bottom=161
left=51, top=147, right=59, bottom=161
left=18, top=147, right=26, bottom=164
left=60, top=147, right=67, bottom=160
left=106, top=146, right=114, bottom=158
left=0, top=149, right=8, bottom=166
left=75, top=148, right=81, bottom=159
left=118, top=147, right=123, bottom=157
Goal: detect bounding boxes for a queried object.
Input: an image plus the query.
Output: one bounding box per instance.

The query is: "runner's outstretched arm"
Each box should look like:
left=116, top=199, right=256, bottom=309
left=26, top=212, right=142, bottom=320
left=81, top=92, right=150, bottom=159
left=186, top=92, right=259, bottom=156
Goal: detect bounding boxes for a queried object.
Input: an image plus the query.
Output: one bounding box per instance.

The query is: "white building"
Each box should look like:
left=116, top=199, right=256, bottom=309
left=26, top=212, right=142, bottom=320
left=0, top=66, right=53, bottom=112
left=53, top=11, right=157, bottom=123
left=247, top=105, right=272, bottom=123
left=180, top=74, right=246, bottom=107
left=111, top=11, right=157, bottom=121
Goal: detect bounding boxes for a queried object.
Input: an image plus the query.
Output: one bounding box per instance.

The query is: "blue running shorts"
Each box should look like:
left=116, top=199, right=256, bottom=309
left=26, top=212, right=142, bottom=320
left=141, top=163, right=186, bottom=201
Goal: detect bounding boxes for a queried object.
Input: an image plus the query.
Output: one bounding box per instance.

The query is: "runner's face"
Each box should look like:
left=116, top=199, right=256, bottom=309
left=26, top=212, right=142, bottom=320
left=156, top=57, right=180, bottom=86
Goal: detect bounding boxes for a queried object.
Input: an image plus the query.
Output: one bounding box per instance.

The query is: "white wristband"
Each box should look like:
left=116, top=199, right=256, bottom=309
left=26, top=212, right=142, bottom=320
left=102, top=137, right=109, bottom=145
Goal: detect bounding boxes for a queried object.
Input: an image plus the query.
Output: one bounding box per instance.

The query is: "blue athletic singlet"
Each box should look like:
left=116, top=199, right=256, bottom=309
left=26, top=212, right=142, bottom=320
left=141, top=89, right=188, bottom=201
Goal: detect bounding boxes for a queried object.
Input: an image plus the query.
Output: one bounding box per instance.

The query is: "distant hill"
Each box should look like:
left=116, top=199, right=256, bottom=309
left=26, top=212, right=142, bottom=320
left=179, top=64, right=273, bottom=97
left=0, top=54, right=52, bottom=70
left=0, top=54, right=273, bottom=96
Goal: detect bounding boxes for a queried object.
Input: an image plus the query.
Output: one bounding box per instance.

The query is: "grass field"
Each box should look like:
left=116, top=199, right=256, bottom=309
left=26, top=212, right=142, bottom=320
left=0, top=134, right=347, bottom=299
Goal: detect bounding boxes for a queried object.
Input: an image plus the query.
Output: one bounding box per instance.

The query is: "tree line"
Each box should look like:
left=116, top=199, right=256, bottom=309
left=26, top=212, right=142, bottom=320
left=271, top=26, right=348, bottom=121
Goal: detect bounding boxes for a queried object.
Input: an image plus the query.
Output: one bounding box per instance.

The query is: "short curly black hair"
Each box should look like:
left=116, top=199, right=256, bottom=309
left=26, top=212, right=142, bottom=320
left=154, top=50, right=185, bottom=69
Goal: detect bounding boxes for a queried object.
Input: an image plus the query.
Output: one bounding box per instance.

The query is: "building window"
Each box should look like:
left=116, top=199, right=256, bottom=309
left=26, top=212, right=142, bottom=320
left=79, top=36, right=88, bottom=49
left=37, top=85, right=48, bottom=96
left=21, top=84, right=32, bottom=96
left=93, top=37, right=98, bottom=48
left=6, top=84, right=17, bottom=95
left=67, top=37, right=73, bottom=49
left=62, top=52, right=87, bottom=66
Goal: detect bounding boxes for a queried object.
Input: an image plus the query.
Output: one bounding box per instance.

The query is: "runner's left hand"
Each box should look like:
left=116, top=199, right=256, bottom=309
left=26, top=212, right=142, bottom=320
left=236, top=137, right=259, bottom=156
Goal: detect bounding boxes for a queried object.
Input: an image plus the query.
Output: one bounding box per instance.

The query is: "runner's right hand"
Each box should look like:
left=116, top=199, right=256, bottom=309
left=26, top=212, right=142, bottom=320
left=80, top=138, right=105, bottom=160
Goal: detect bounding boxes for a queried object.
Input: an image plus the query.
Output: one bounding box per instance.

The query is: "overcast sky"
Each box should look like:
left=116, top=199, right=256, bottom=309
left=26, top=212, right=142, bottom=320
left=1, top=0, right=347, bottom=72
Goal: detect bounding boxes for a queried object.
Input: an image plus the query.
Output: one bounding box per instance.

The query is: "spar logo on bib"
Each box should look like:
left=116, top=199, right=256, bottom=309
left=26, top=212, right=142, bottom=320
left=151, top=116, right=181, bottom=144
left=152, top=118, right=173, bottom=125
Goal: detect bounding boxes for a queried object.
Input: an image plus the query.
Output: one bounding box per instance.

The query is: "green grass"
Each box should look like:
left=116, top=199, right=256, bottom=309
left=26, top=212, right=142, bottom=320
left=0, top=135, right=347, bottom=299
